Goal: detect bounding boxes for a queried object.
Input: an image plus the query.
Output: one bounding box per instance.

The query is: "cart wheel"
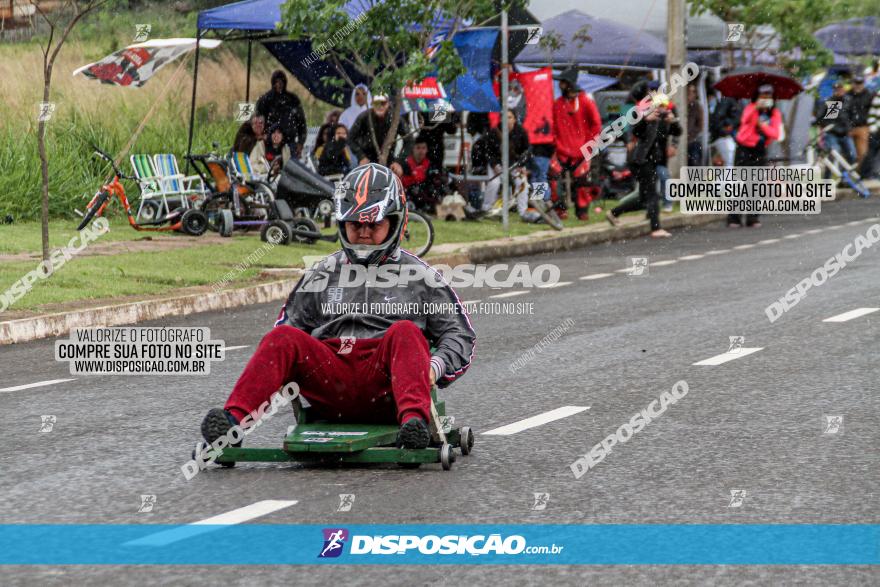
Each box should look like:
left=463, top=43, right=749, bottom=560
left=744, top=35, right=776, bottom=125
left=440, top=443, right=455, bottom=470
left=218, top=209, right=234, bottom=237
left=459, top=426, right=474, bottom=456
left=290, top=217, right=319, bottom=245
left=181, top=209, right=208, bottom=236
left=398, top=462, right=422, bottom=470
left=192, top=440, right=208, bottom=461
left=261, top=219, right=292, bottom=245
left=136, top=200, right=162, bottom=224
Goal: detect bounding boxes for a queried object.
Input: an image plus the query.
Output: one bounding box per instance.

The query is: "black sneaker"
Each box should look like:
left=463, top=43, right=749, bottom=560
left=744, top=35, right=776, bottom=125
left=397, top=417, right=430, bottom=449
left=201, top=408, right=241, bottom=446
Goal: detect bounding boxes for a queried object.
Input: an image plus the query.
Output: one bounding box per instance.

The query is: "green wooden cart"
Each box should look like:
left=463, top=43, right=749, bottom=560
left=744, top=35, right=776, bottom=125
left=199, top=387, right=474, bottom=471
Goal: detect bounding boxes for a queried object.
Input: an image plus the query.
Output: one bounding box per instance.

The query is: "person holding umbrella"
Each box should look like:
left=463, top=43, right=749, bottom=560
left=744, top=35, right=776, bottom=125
left=729, top=84, right=783, bottom=228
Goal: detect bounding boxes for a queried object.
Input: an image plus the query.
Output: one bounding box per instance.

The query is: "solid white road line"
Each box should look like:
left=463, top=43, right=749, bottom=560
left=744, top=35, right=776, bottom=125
left=846, top=220, right=863, bottom=226
left=0, top=379, right=76, bottom=393
left=693, top=347, right=764, bottom=366
left=124, top=500, right=298, bottom=547
left=490, top=290, right=529, bottom=299
left=579, top=273, right=613, bottom=280
left=822, top=308, right=880, bottom=323
left=224, top=345, right=250, bottom=351
left=483, top=406, right=590, bottom=436
left=538, top=281, right=572, bottom=288
left=805, top=228, right=823, bottom=234
left=650, top=260, right=678, bottom=266
left=678, top=254, right=704, bottom=261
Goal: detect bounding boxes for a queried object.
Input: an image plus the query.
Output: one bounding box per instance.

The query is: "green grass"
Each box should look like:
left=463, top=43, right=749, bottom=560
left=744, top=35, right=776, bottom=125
left=0, top=206, right=622, bottom=312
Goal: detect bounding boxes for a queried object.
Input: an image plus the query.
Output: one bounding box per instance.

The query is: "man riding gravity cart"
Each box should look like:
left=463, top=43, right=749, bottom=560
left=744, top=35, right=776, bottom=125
left=200, top=163, right=476, bottom=452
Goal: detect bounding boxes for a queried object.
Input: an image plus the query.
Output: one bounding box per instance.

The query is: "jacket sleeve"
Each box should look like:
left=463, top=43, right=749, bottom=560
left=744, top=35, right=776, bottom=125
left=348, top=115, right=367, bottom=161
left=582, top=95, right=603, bottom=141
left=292, top=97, right=307, bottom=146
left=423, top=278, right=476, bottom=388
left=274, top=262, right=327, bottom=332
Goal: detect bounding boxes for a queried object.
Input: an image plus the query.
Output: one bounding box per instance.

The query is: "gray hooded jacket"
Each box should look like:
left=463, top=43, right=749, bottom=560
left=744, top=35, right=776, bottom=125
left=274, top=250, right=476, bottom=387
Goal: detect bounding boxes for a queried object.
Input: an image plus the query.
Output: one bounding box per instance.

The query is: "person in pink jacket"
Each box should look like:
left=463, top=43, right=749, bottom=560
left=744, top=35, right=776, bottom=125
left=730, top=83, right=782, bottom=227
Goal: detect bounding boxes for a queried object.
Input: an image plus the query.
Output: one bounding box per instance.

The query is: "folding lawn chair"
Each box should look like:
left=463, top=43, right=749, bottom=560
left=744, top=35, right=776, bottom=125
left=152, top=153, right=205, bottom=201
left=130, top=153, right=173, bottom=222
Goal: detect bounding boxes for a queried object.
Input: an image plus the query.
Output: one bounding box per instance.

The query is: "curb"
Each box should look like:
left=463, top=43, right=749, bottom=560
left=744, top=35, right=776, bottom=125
left=0, top=190, right=870, bottom=345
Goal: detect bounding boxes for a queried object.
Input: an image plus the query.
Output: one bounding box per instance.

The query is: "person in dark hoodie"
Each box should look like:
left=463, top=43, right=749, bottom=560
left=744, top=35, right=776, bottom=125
left=606, top=81, right=671, bottom=238
left=256, top=70, right=307, bottom=158
left=349, top=93, right=409, bottom=164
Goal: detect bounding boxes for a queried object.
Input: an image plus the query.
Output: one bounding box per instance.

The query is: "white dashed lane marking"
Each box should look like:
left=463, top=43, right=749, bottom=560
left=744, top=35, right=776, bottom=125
left=490, top=290, right=529, bottom=299
left=483, top=406, right=590, bottom=436
left=705, top=249, right=729, bottom=255
left=693, top=348, right=764, bottom=366
left=650, top=260, right=678, bottom=266
left=805, top=228, right=823, bottom=234
left=0, top=379, right=76, bottom=394
left=224, top=345, right=250, bottom=351
left=678, top=254, right=704, bottom=261
left=758, top=239, right=781, bottom=244
left=822, top=308, right=879, bottom=323
left=124, top=500, right=298, bottom=547
left=783, top=234, right=801, bottom=239
left=733, top=244, right=756, bottom=250
left=538, top=281, right=572, bottom=289
left=579, top=273, right=613, bottom=280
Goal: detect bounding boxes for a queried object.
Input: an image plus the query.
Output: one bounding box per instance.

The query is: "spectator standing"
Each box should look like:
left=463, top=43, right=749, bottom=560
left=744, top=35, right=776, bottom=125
left=232, top=114, right=265, bottom=155
left=815, top=81, right=856, bottom=163
left=349, top=94, right=408, bottom=165
left=256, top=70, right=307, bottom=159
left=339, top=84, right=372, bottom=131
left=605, top=81, right=670, bottom=238
left=551, top=68, right=602, bottom=220
left=709, top=88, right=740, bottom=168
left=686, top=84, right=704, bottom=166
left=865, top=85, right=880, bottom=178
left=649, top=82, right=682, bottom=213
left=317, top=124, right=354, bottom=176
left=846, top=75, right=874, bottom=167
left=730, top=83, right=783, bottom=228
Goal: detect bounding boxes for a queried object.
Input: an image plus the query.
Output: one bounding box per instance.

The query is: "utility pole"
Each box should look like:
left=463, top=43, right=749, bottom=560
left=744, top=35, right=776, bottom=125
left=667, top=0, right=687, bottom=179
left=500, top=9, right=509, bottom=233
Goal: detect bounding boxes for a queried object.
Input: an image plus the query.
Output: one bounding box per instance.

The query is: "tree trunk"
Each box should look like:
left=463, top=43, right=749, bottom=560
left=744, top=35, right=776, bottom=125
left=38, top=61, right=53, bottom=263
left=378, top=96, right=403, bottom=165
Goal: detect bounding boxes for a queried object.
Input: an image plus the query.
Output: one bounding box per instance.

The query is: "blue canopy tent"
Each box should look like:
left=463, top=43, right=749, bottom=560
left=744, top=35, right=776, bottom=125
left=187, top=0, right=538, bottom=158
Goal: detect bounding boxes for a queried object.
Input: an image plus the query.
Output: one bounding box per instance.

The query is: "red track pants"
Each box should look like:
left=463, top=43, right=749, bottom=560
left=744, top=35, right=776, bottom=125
left=224, top=321, right=431, bottom=426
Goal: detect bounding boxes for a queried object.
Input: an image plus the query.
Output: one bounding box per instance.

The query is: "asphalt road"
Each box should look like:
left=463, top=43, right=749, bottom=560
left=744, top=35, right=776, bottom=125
left=1, top=200, right=878, bottom=585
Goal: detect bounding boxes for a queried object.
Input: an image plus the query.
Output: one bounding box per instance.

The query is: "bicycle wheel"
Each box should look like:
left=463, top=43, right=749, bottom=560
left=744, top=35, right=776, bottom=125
left=841, top=171, right=871, bottom=198
left=77, top=191, right=109, bottom=231
left=402, top=211, right=434, bottom=257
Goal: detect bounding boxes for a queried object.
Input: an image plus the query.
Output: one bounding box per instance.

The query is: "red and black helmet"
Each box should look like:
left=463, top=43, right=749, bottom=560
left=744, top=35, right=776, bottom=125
left=335, top=163, right=407, bottom=265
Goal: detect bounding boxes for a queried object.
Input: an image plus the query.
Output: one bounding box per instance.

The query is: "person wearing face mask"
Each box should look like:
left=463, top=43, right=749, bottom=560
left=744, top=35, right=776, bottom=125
left=728, top=83, right=782, bottom=228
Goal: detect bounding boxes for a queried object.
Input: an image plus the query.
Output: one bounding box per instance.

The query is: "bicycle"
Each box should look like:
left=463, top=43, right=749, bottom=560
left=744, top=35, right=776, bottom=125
left=77, top=147, right=208, bottom=235
left=806, top=125, right=871, bottom=198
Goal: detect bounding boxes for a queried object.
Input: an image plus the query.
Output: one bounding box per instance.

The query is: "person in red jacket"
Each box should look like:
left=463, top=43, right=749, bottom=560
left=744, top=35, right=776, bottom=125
left=551, top=69, right=602, bottom=220
left=393, top=138, right=444, bottom=212
left=730, top=83, right=782, bottom=228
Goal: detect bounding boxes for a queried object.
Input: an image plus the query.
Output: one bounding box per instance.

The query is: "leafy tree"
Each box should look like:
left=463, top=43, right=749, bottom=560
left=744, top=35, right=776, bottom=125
left=32, top=0, right=107, bottom=262
left=281, top=0, right=525, bottom=164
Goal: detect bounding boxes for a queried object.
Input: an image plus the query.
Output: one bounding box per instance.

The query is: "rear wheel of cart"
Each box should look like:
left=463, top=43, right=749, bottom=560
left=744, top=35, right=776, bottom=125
left=290, top=217, right=319, bottom=245
left=181, top=209, right=208, bottom=236
left=218, top=209, right=234, bottom=237
left=261, top=219, right=292, bottom=245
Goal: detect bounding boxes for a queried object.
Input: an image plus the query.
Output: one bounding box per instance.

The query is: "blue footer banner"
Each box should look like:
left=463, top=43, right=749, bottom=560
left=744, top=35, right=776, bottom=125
left=0, top=525, right=877, bottom=565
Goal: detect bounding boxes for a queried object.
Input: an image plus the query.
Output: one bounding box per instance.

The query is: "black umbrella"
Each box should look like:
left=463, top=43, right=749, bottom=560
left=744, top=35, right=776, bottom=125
left=714, top=67, right=804, bottom=100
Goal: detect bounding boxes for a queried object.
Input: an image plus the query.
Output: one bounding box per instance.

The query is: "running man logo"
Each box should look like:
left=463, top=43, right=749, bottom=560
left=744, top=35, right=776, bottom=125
left=134, top=24, right=152, bottom=42
left=338, top=336, right=356, bottom=355
left=628, top=257, right=649, bottom=276
left=431, top=101, right=449, bottom=123
left=337, top=494, right=355, bottom=512
left=37, top=102, right=56, bottom=122
left=525, top=26, right=543, bottom=45
left=727, top=489, right=747, bottom=508
left=39, top=415, right=57, bottom=433
left=530, top=492, right=550, bottom=511
left=823, top=415, right=843, bottom=434
left=824, top=101, right=842, bottom=120
left=138, top=494, right=157, bottom=513
left=440, top=416, right=455, bottom=433
left=726, top=23, right=744, bottom=42
left=728, top=336, right=745, bottom=354
left=235, top=102, right=256, bottom=122
left=319, top=528, right=349, bottom=558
